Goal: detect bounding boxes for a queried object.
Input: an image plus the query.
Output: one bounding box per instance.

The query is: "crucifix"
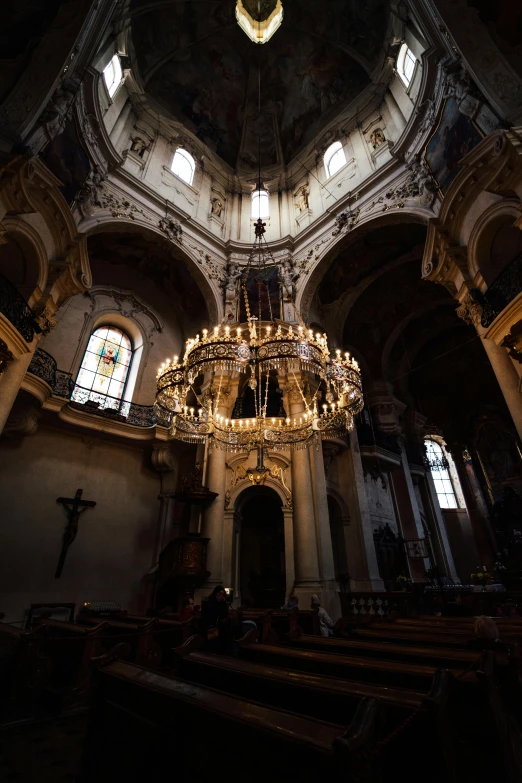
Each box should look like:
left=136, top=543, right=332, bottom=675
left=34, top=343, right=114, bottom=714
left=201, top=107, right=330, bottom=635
left=55, top=489, right=96, bottom=579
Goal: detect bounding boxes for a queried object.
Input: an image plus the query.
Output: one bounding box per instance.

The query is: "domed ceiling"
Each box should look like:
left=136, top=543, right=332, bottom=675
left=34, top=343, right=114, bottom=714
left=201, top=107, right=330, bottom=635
left=127, top=0, right=391, bottom=171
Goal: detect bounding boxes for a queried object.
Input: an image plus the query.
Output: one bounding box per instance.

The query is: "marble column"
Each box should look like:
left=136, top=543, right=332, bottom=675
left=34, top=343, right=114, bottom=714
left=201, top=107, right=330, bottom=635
left=341, top=429, right=385, bottom=591
left=288, top=384, right=322, bottom=604
left=452, top=447, right=497, bottom=566
left=480, top=336, right=522, bottom=440
left=199, top=375, right=236, bottom=595
left=309, top=440, right=340, bottom=619
left=0, top=340, right=37, bottom=436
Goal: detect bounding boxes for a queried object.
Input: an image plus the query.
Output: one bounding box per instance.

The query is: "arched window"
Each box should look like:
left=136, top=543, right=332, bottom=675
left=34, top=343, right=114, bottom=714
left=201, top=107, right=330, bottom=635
left=396, top=43, right=417, bottom=89
left=103, top=54, right=123, bottom=98
left=171, top=149, right=195, bottom=185
left=425, top=439, right=459, bottom=509
left=324, top=141, right=347, bottom=178
left=72, top=326, right=133, bottom=410
left=251, top=189, right=269, bottom=218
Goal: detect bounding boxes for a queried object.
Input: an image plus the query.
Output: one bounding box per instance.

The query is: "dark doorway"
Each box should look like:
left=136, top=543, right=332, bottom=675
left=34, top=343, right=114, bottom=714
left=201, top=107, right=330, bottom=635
left=239, top=487, right=285, bottom=608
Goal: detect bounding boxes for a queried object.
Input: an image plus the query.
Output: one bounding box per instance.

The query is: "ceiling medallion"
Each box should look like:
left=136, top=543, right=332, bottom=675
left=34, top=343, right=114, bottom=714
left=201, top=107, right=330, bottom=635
left=236, top=0, right=283, bottom=45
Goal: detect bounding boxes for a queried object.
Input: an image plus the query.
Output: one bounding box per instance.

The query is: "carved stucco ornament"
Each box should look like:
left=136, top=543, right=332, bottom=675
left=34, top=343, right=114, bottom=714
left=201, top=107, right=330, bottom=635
left=455, top=293, right=483, bottom=327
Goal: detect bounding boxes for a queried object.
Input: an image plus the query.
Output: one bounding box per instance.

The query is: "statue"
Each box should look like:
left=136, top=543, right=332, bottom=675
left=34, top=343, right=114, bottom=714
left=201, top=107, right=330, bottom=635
left=26, top=86, right=75, bottom=155
left=294, top=184, right=309, bottom=213
left=280, top=258, right=299, bottom=301
left=224, top=261, right=242, bottom=320
left=211, top=196, right=224, bottom=217
left=130, top=136, right=149, bottom=158
left=407, top=155, right=437, bottom=206
left=369, top=128, right=386, bottom=149
left=159, top=216, right=183, bottom=242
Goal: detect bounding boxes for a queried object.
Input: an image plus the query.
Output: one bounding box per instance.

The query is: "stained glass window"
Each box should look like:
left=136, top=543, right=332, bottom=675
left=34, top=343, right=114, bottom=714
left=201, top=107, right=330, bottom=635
left=72, top=327, right=132, bottom=410
left=425, top=439, right=458, bottom=509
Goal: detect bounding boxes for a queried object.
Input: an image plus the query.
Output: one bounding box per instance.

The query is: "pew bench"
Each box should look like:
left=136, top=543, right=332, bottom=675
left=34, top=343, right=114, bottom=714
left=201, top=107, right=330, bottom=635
left=354, top=626, right=474, bottom=649
left=78, top=616, right=162, bottom=668
left=285, top=633, right=481, bottom=670
left=236, top=636, right=465, bottom=689
left=0, top=622, right=50, bottom=705
left=79, top=656, right=379, bottom=783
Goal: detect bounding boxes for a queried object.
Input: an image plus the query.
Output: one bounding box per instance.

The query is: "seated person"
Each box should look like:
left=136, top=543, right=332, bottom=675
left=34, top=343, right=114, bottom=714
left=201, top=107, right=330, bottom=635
left=311, top=594, right=334, bottom=637
left=280, top=594, right=299, bottom=611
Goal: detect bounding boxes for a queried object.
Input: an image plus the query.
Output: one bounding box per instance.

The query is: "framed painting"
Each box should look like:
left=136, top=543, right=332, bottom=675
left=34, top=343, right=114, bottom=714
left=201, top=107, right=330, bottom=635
left=238, top=265, right=281, bottom=323
left=424, top=97, right=483, bottom=193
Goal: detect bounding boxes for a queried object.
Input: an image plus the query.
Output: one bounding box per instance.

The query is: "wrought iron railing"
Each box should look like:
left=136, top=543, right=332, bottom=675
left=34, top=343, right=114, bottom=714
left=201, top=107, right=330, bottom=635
left=473, top=251, right=522, bottom=329
left=26, top=355, right=169, bottom=429
left=28, top=348, right=57, bottom=388
left=357, top=419, right=402, bottom=456
left=0, top=270, right=35, bottom=342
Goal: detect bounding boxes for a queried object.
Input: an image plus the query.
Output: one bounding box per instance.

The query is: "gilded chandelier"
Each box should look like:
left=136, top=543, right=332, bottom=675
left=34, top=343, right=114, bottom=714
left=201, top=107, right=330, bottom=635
left=155, top=238, right=363, bottom=452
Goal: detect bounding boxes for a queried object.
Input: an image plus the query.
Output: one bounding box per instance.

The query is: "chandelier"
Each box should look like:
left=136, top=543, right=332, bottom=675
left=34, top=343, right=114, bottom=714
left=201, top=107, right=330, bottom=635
left=155, top=222, right=363, bottom=452
left=155, top=60, right=363, bottom=453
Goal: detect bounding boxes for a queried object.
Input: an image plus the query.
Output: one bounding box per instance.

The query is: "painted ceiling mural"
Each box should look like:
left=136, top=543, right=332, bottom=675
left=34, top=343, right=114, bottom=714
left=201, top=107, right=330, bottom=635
left=129, top=0, right=390, bottom=169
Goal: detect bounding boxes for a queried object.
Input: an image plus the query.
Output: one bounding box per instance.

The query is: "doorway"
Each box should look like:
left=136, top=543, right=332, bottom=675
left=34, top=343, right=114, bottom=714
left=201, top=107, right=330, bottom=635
left=237, top=486, right=285, bottom=608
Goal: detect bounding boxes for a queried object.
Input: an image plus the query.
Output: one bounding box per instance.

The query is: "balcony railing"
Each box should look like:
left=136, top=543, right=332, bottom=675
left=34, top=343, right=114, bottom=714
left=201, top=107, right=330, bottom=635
left=26, top=353, right=170, bottom=429
left=473, top=251, right=522, bottom=329
left=28, top=348, right=57, bottom=388
left=0, top=270, right=35, bottom=342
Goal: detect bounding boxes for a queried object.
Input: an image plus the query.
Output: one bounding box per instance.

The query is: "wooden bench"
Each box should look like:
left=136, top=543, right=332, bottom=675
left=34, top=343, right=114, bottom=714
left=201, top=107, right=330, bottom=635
left=111, top=613, right=196, bottom=664
left=78, top=616, right=162, bottom=668
left=35, top=618, right=106, bottom=705
left=285, top=633, right=481, bottom=670
left=354, top=626, right=473, bottom=649
left=78, top=654, right=379, bottom=783
left=237, top=635, right=458, bottom=690
left=0, top=622, right=50, bottom=704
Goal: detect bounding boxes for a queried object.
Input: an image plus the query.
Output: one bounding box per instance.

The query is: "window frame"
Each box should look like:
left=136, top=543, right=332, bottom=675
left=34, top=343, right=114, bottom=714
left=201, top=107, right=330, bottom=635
left=171, top=148, right=196, bottom=186
left=425, top=438, right=460, bottom=510
left=103, top=54, right=123, bottom=99
left=324, top=141, right=347, bottom=179
left=396, top=43, right=417, bottom=90
left=251, top=189, right=270, bottom=219
left=72, top=325, right=134, bottom=413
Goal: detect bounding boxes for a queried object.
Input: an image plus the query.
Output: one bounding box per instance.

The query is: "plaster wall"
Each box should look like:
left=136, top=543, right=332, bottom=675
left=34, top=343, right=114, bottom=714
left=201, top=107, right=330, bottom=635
left=0, top=425, right=160, bottom=623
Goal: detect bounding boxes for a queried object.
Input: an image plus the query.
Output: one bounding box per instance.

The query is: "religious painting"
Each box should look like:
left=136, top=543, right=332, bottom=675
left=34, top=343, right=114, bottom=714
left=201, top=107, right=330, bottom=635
left=425, top=97, right=482, bottom=193
left=72, top=327, right=132, bottom=408
left=239, top=265, right=281, bottom=323
left=41, top=115, right=91, bottom=206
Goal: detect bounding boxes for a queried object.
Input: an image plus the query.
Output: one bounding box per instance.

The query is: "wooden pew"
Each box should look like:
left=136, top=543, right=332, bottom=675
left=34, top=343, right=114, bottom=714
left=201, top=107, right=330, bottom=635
left=79, top=654, right=380, bottom=783
left=270, top=607, right=299, bottom=641
left=34, top=619, right=106, bottom=706
left=238, top=609, right=275, bottom=644
left=354, top=625, right=474, bottom=649
left=285, top=633, right=480, bottom=670
left=78, top=616, right=162, bottom=667
left=237, top=635, right=461, bottom=690
left=297, top=608, right=320, bottom=635
left=110, top=613, right=196, bottom=664
left=479, top=652, right=522, bottom=783
left=0, top=622, right=50, bottom=704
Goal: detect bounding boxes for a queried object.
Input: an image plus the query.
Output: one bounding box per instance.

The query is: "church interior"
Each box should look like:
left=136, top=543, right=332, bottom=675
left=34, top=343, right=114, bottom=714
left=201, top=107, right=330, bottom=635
left=1, top=0, right=522, bottom=780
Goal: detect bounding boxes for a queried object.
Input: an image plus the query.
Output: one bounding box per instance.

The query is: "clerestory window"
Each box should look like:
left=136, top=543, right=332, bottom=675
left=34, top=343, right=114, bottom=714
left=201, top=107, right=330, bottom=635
left=251, top=189, right=269, bottom=219
left=171, top=149, right=195, bottom=185
left=397, top=43, right=417, bottom=89
left=324, top=141, right=347, bottom=179
left=425, top=439, right=459, bottom=509
left=103, top=54, right=123, bottom=98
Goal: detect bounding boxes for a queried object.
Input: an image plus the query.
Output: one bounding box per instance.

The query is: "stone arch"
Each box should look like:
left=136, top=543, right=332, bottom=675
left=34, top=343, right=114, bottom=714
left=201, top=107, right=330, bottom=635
left=0, top=218, right=48, bottom=303
left=467, top=200, right=522, bottom=286
left=81, top=218, right=222, bottom=324
left=228, top=476, right=289, bottom=510
left=296, top=211, right=430, bottom=322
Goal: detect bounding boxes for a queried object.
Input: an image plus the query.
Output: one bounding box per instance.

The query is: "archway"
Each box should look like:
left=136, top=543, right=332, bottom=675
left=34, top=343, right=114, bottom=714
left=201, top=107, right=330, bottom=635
left=236, top=486, right=285, bottom=608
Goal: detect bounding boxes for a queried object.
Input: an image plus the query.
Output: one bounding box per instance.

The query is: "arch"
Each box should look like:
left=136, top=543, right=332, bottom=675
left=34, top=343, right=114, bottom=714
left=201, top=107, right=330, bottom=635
left=467, top=200, right=522, bottom=286
left=296, top=212, right=430, bottom=322
left=80, top=219, right=221, bottom=324
left=228, top=475, right=289, bottom=510
left=0, top=217, right=50, bottom=302
left=234, top=484, right=285, bottom=608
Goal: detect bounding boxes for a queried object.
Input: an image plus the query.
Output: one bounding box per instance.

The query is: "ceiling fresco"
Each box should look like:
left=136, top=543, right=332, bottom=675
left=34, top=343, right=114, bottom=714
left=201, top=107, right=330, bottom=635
left=129, top=0, right=390, bottom=169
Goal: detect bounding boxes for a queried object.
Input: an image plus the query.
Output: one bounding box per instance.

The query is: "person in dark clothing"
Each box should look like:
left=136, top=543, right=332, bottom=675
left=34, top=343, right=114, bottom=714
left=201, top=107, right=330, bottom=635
left=200, top=585, right=232, bottom=652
